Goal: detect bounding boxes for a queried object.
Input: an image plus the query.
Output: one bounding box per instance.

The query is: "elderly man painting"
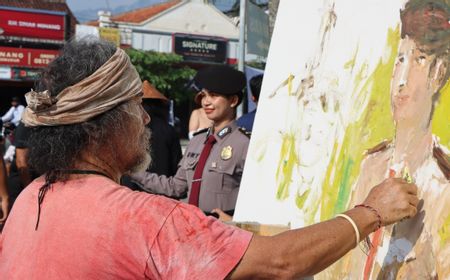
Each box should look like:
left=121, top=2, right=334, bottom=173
left=0, top=38, right=418, bottom=279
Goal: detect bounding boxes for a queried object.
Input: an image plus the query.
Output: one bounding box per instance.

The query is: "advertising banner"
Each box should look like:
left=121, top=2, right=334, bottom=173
left=0, top=66, right=11, bottom=79
left=0, top=46, right=59, bottom=68
left=0, top=7, right=66, bottom=41
left=173, top=34, right=228, bottom=64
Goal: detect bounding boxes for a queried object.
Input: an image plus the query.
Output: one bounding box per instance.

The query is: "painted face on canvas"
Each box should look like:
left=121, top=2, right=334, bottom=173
left=390, top=36, right=444, bottom=127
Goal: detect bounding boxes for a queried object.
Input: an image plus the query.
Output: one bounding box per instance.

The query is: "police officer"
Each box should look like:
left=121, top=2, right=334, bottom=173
left=131, top=65, right=250, bottom=218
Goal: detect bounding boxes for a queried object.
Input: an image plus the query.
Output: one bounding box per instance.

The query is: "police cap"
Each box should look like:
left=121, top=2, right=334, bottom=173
left=194, top=65, right=246, bottom=104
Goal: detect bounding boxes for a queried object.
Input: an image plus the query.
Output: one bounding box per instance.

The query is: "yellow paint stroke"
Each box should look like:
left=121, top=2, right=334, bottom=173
left=439, top=214, right=450, bottom=246
left=344, top=44, right=359, bottom=73
left=295, top=189, right=311, bottom=209
left=319, top=27, right=400, bottom=220
left=432, top=79, right=450, bottom=149
left=288, top=74, right=294, bottom=95
left=275, top=132, right=299, bottom=200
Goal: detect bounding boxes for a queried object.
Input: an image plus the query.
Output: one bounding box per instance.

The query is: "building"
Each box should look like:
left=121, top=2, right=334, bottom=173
left=80, top=0, right=249, bottom=137
left=85, top=0, right=242, bottom=66
left=0, top=0, right=77, bottom=114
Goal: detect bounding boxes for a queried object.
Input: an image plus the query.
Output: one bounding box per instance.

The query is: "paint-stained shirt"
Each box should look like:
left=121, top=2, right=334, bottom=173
left=0, top=176, right=253, bottom=279
left=131, top=121, right=250, bottom=213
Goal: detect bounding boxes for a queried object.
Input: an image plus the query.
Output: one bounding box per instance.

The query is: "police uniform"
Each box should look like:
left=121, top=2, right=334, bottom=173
left=131, top=122, right=249, bottom=213
left=131, top=65, right=249, bottom=213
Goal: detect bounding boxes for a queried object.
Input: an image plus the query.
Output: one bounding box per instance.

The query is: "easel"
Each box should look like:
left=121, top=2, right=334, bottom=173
left=226, top=221, right=290, bottom=236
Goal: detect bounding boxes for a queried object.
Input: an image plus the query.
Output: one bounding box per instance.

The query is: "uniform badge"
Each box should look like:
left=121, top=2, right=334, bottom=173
left=221, top=146, right=233, bottom=160
left=218, top=126, right=231, bottom=138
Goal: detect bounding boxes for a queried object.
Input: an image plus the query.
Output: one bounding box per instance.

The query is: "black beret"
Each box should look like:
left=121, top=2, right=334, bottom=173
left=194, top=65, right=246, bottom=96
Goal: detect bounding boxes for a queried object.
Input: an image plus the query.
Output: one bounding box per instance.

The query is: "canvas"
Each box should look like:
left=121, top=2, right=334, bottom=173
left=234, top=0, right=450, bottom=278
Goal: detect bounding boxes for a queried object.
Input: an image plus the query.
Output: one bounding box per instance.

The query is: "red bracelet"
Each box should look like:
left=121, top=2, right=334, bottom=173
left=355, top=204, right=382, bottom=230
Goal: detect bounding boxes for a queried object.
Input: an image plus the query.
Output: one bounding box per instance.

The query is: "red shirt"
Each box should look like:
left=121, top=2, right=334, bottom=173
left=0, top=176, right=252, bottom=279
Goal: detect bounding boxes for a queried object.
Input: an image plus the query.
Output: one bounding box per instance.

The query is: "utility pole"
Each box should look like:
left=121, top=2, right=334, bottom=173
left=237, top=0, right=246, bottom=117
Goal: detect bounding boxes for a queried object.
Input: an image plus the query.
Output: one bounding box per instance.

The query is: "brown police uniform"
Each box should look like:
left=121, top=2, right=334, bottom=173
left=131, top=121, right=250, bottom=213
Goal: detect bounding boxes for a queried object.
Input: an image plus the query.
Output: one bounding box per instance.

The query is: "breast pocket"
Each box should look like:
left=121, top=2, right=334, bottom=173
left=180, top=156, right=198, bottom=180
left=208, top=160, right=241, bottom=193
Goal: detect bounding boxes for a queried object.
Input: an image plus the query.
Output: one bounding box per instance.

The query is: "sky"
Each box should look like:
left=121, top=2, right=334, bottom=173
left=65, top=0, right=238, bottom=23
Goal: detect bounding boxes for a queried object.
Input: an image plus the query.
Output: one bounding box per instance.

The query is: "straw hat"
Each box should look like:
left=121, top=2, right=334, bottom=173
left=142, top=80, right=169, bottom=102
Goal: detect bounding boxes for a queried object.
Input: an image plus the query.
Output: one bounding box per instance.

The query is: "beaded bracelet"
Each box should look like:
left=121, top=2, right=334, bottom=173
left=355, top=204, right=382, bottom=230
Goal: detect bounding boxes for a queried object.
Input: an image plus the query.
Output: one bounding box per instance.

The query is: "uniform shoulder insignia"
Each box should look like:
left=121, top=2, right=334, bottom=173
left=433, top=145, right=450, bottom=181
left=193, top=128, right=208, bottom=137
left=238, top=127, right=251, bottom=138
left=365, top=139, right=392, bottom=155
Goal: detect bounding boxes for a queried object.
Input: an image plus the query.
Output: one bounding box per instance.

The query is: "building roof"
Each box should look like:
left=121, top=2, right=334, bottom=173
left=0, top=0, right=78, bottom=36
left=112, top=0, right=181, bottom=24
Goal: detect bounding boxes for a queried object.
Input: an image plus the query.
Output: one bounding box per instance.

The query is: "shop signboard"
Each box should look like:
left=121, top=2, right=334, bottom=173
left=0, top=7, right=66, bottom=41
left=0, top=66, right=11, bottom=79
left=0, top=46, right=59, bottom=68
left=11, top=67, right=40, bottom=80
left=173, top=34, right=228, bottom=64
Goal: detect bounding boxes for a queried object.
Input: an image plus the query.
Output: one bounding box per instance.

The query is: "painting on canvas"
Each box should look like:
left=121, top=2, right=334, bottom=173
left=234, top=0, right=450, bottom=278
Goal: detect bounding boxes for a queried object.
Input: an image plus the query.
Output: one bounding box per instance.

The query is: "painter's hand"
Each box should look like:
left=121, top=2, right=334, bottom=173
left=362, top=178, right=418, bottom=226
left=211, top=208, right=233, bottom=222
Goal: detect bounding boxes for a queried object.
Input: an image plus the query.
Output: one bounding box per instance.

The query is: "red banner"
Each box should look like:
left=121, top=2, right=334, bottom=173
left=0, top=46, right=59, bottom=68
left=0, top=8, right=65, bottom=40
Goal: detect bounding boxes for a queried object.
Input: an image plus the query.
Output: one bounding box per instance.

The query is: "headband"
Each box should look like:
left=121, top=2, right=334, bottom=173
left=22, top=48, right=142, bottom=126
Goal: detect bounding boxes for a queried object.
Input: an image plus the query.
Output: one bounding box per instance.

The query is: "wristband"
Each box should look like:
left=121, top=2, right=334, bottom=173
left=336, top=214, right=360, bottom=247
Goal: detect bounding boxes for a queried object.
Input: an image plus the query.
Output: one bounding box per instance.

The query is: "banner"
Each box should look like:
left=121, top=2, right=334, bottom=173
left=0, top=46, right=59, bottom=68
left=0, top=7, right=66, bottom=41
left=99, top=27, right=121, bottom=47
left=173, top=34, right=228, bottom=64
left=0, top=66, right=11, bottom=79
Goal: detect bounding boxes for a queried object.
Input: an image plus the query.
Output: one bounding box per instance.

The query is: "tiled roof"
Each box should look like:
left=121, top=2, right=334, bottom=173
left=112, top=0, right=181, bottom=23
left=0, top=0, right=78, bottom=36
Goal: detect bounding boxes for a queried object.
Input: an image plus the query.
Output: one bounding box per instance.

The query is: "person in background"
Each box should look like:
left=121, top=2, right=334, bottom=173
left=188, top=106, right=212, bottom=140
left=6, top=122, right=37, bottom=208
left=121, top=81, right=183, bottom=190
left=131, top=65, right=250, bottom=219
left=1, top=96, right=24, bottom=128
left=0, top=38, right=418, bottom=279
left=237, top=74, right=263, bottom=132
left=141, top=80, right=182, bottom=177
left=0, top=157, right=9, bottom=226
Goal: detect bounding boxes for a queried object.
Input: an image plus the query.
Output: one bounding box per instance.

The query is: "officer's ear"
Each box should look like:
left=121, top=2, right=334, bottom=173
left=229, top=95, right=239, bottom=108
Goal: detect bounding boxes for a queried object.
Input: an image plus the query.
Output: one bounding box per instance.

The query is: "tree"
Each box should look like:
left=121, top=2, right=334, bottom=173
left=126, top=49, right=196, bottom=103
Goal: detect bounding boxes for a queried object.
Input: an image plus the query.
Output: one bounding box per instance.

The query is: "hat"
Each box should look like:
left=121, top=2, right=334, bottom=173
left=142, top=80, right=168, bottom=102
left=193, top=65, right=246, bottom=104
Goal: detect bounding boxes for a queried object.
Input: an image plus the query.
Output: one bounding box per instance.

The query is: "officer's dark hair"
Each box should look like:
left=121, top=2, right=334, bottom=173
left=249, top=74, right=264, bottom=102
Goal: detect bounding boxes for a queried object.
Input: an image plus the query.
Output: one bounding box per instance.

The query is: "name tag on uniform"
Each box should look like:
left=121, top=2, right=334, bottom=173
left=221, top=146, right=233, bottom=160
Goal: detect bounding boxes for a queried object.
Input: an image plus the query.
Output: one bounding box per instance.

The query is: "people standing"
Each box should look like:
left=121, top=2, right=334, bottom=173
left=131, top=65, right=250, bottom=217
left=237, top=74, right=263, bottom=132
left=141, top=80, right=182, bottom=177
left=188, top=107, right=212, bottom=139
left=0, top=38, right=418, bottom=279
left=1, top=97, right=24, bottom=128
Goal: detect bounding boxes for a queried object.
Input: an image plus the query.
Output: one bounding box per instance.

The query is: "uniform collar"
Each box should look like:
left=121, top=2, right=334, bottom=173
left=206, top=121, right=237, bottom=143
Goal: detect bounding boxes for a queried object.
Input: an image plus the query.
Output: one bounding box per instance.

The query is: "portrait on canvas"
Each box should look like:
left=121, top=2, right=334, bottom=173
left=234, top=0, right=449, bottom=278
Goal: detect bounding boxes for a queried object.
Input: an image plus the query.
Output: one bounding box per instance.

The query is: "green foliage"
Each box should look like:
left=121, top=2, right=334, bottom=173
left=246, top=59, right=266, bottom=70
left=126, top=49, right=196, bottom=103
